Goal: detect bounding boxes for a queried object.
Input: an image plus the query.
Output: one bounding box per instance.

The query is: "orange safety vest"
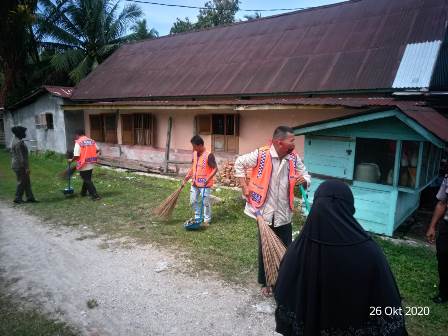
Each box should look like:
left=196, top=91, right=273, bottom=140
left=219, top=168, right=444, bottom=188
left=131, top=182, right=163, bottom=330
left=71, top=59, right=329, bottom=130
left=248, top=146, right=300, bottom=210
left=75, top=136, right=97, bottom=170
left=191, top=150, right=214, bottom=188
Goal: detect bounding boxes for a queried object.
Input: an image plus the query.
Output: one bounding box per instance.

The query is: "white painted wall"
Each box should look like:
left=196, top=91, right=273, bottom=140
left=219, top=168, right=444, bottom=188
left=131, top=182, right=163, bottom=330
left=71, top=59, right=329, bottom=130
left=4, top=94, right=70, bottom=153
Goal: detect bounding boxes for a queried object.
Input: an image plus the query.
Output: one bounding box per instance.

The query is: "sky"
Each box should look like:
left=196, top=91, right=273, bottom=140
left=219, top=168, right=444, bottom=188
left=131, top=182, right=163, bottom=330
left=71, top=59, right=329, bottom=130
left=123, top=0, right=345, bottom=36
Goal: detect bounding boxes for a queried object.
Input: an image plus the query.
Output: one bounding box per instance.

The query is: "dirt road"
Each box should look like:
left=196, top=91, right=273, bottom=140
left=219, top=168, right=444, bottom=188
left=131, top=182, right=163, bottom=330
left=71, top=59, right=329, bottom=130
left=0, top=202, right=278, bottom=336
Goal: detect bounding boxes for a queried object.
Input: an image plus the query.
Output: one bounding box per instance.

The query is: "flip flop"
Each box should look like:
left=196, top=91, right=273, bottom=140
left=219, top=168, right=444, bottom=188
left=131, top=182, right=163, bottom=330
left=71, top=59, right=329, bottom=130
left=261, top=286, right=273, bottom=297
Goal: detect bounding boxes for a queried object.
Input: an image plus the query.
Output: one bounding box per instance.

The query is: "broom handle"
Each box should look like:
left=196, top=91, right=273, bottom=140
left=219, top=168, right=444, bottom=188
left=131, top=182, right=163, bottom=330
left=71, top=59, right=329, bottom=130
left=299, top=185, right=310, bottom=213
left=68, top=162, right=72, bottom=189
left=199, top=188, right=206, bottom=223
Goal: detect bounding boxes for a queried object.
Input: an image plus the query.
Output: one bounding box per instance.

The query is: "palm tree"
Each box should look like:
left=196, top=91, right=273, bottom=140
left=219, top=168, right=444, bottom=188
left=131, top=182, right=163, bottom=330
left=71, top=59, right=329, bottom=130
left=0, top=0, right=39, bottom=105
left=128, top=19, right=159, bottom=41
left=37, top=0, right=142, bottom=83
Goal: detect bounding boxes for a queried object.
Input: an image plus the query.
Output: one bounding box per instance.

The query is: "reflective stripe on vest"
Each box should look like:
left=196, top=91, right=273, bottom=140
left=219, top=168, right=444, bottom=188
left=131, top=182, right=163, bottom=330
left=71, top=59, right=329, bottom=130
left=192, top=150, right=214, bottom=187
left=75, top=136, right=97, bottom=170
left=248, top=146, right=299, bottom=210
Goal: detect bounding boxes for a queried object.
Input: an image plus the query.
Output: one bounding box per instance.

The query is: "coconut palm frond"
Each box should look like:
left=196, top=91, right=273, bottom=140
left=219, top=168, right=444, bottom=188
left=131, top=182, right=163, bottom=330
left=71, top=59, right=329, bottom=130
left=36, top=0, right=143, bottom=82
left=69, top=54, right=93, bottom=83
left=51, top=48, right=85, bottom=72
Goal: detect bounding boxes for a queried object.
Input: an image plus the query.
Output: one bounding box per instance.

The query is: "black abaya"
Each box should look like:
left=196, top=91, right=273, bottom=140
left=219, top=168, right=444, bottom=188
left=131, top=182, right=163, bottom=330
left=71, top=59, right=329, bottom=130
left=274, top=180, right=407, bottom=336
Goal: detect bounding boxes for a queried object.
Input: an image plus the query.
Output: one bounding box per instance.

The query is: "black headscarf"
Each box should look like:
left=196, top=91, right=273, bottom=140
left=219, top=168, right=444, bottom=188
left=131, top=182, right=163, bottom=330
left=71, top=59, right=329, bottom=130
left=274, top=180, right=407, bottom=336
left=11, top=126, right=27, bottom=139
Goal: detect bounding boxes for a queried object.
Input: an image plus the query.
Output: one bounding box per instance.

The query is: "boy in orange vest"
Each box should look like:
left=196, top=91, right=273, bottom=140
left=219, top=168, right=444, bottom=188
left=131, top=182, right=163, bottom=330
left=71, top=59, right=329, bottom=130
left=68, top=129, right=101, bottom=200
left=234, top=126, right=310, bottom=297
left=182, top=135, right=218, bottom=227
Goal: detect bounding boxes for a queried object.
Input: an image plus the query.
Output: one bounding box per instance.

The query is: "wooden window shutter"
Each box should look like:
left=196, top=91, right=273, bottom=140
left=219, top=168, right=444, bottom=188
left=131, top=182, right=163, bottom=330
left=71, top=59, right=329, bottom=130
left=104, top=114, right=117, bottom=143
left=196, top=115, right=211, bottom=134
left=121, top=114, right=134, bottom=145
left=90, top=115, right=104, bottom=142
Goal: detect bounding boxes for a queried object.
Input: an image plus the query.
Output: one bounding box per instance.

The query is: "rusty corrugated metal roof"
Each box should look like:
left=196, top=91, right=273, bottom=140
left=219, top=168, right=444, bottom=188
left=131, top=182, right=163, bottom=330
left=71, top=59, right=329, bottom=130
left=396, top=101, right=448, bottom=142
left=43, top=86, right=73, bottom=98
left=8, top=86, right=74, bottom=110
left=72, top=0, right=448, bottom=101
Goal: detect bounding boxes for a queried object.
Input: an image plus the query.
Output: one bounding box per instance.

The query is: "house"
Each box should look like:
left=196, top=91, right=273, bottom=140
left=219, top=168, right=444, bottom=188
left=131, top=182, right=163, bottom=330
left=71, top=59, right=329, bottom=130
left=3, top=86, right=81, bottom=153
left=64, top=0, right=448, bottom=235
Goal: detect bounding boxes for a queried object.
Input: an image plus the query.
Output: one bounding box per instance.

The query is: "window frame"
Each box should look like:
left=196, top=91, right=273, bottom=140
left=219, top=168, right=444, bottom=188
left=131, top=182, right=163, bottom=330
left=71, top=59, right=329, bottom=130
left=120, top=113, right=154, bottom=146
left=351, top=137, right=442, bottom=193
left=195, top=113, right=239, bottom=153
left=89, top=114, right=118, bottom=144
left=34, top=113, right=54, bottom=129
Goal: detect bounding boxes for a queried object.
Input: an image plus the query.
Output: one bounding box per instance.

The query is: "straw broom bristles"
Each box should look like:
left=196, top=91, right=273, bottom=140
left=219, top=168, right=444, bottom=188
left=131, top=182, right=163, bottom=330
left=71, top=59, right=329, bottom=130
left=258, top=219, right=287, bottom=287
left=153, top=185, right=184, bottom=219
left=58, top=151, right=76, bottom=179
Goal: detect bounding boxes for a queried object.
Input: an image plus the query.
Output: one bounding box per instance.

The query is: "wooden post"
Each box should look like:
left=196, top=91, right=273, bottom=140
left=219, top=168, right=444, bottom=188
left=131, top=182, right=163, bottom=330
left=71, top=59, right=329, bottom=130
left=415, top=141, right=424, bottom=188
left=164, top=117, right=172, bottom=173
left=393, top=140, right=402, bottom=187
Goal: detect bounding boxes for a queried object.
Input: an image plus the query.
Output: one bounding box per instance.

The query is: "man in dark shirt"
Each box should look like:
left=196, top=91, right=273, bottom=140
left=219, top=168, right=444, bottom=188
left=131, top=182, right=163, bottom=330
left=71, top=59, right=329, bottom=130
left=427, top=174, right=448, bottom=303
left=10, top=126, right=37, bottom=204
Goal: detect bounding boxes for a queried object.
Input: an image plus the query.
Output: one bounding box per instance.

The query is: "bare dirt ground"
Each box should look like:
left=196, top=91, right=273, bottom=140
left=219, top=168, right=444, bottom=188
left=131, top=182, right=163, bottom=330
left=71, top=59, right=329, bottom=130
left=0, top=202, right=279, bottom=336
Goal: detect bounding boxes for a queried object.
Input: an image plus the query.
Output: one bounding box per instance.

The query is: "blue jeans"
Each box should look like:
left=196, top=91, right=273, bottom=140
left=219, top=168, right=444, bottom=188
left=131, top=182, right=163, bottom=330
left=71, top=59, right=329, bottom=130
left=190, top=186, right=212, bottom=222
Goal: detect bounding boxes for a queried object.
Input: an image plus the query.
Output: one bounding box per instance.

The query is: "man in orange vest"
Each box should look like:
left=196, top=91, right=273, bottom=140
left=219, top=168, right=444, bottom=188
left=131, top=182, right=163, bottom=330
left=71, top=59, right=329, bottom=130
left=182, top=135, right=218, bottom=227
left=234, top=126, right=310, bottom=297
left=68, top=129, right=101, bottom=200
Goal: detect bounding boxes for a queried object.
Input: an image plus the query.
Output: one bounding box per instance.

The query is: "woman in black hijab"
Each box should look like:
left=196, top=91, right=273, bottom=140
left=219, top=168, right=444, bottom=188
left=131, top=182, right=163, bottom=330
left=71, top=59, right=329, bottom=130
left=274, top=180, right=407, bottom=336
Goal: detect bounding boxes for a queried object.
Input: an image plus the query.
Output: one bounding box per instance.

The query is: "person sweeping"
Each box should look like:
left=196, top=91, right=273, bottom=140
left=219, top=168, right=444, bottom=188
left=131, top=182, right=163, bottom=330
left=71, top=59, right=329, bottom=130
left=68, top=129, right=101, bottom=201
left=234, top=126, right=310, bottom=297
left=182, top=135, right=218, bottom=228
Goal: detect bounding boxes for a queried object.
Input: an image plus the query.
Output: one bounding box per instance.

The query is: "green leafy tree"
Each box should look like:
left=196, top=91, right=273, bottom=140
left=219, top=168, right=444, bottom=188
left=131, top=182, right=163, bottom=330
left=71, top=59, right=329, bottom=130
left=196, top=0, right=240, bottom=29
left=170, top=0, right=240, bottom=34
left=37, top=0, right=142, bottom=83
left=170, top=17, right=195, bottom=34
left=0, top=0, right=39, bottom=105
left=128, top=19, right=159, bottom=41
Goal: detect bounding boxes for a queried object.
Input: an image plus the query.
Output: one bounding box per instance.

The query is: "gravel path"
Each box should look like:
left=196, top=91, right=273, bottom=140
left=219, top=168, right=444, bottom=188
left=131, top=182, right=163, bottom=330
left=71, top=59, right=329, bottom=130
left=0, top=202, right=278, bottom=336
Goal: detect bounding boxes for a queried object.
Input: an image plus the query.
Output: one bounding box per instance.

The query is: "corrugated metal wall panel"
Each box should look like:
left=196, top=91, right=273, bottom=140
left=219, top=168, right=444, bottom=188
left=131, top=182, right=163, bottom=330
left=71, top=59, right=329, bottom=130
left=392, top=40, right=442, bottom=88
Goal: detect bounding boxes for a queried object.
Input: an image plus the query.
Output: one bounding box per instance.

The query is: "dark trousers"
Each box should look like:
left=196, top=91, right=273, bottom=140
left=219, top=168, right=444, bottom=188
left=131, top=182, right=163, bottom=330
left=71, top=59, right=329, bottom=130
left=13, top=168, right=35, bottom=201
left=258, top=221, right=292, bottom=287
left=79, top=169, right=99, bottom=198
left=436, top=219, right=448, bottom=299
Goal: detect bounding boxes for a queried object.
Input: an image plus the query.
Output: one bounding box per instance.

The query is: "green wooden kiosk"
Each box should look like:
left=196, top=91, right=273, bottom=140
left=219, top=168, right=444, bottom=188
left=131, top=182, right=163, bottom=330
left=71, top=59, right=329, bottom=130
left=294, top=107, right=447, bottom=236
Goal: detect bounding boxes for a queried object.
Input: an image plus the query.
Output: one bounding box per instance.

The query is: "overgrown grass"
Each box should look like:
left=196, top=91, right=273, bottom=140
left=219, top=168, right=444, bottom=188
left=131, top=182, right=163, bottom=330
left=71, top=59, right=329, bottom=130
left=0, top=149, right=303, bottom=282
left=0, top=150, right=447, bottom=335
left=0, top=277, right=78, bottom=336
